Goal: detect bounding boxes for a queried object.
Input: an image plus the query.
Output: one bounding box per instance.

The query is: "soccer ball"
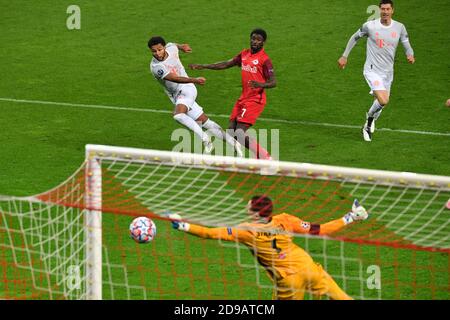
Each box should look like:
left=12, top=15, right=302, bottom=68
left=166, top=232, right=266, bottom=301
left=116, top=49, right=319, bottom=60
left=129, top=217, right=157, bottom=243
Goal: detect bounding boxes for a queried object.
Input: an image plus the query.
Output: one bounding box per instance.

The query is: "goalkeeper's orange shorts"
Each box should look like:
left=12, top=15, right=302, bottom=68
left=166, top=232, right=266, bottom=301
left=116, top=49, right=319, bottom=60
left=273, top=262, right=353, bottom=300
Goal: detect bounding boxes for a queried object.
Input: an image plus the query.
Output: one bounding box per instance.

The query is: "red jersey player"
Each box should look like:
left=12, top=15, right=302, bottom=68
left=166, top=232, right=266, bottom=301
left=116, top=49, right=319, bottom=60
left=190, top=28, right=276, bottom=159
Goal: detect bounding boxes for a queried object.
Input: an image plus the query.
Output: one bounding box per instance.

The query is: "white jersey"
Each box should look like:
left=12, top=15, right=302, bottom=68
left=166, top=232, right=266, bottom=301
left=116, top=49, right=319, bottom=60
left=343, top=19, right=414, bottom=75
left=361, top=19, right=412, bottom=74
left=150, top=43, right=195, bottom=101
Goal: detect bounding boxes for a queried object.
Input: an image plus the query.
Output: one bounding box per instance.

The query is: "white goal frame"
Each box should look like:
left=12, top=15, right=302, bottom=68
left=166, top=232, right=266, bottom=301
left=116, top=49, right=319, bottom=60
left=84, top=144, right=450, bottom=300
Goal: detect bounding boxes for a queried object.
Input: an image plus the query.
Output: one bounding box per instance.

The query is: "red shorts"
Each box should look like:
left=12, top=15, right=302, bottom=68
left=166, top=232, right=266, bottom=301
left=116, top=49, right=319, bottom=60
left=230, top=101, right=265, bottom=125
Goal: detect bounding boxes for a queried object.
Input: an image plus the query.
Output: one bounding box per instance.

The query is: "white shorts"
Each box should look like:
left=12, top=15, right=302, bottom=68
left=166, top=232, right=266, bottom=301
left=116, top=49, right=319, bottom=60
left=363, top=71, right=394, bottom=95
left=170, top=85, right=204, bottom=120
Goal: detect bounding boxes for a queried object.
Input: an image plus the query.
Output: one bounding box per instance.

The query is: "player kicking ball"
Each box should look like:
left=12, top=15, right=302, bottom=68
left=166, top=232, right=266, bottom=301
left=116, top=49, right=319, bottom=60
left=338, top=0, right=415, bottom=142
left=190, top=28, right=276, bottom=159
left=168, top=196, right=369, bottom=300
left=148, top=36, right=243, bottom=156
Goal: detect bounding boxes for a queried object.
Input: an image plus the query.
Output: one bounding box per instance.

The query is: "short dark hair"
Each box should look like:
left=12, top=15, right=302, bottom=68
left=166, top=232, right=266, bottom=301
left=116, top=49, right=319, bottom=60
left=250, top=28, right=267, bottom=41
left=379, top=0, right=394, bottom=7
left=250, top=195, right=273, bottom=217
left=148, top=36, right=166, bottom=49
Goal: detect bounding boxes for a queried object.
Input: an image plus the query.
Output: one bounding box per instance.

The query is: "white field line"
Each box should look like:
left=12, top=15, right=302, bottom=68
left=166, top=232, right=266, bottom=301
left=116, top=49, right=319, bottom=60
left=1, top=97, right=449, bottom=137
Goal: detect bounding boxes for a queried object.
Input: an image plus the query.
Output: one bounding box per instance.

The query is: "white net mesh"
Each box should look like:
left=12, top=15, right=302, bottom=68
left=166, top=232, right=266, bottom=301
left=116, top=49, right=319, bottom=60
left=0, top=198, right=86, bottom=299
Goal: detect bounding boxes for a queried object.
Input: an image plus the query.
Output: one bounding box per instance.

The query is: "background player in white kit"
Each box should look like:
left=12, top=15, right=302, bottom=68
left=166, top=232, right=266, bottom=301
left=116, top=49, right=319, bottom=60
left=148, top=36, right=242, bottom=155
left=338, top=0, right=415, bottom=142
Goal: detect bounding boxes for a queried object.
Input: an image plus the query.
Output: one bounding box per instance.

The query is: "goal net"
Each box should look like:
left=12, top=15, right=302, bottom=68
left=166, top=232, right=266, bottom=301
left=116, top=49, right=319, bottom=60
left=0, top=144, right=449, bottom=300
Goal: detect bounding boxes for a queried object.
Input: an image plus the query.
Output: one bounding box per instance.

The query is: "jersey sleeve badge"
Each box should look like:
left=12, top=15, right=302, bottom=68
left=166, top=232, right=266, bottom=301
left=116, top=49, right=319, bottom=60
left=301, top=222, right=310, bottom=230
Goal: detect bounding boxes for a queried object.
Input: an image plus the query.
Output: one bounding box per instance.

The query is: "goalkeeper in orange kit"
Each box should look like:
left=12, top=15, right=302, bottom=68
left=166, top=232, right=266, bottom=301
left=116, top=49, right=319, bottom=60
left=168, top=195, right=369, bottom=300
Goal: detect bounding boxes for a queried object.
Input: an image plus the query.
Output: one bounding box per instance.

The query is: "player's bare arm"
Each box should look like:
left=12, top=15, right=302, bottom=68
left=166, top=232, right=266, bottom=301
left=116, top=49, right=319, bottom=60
left=164, top=72, right=206, bottom=85
left=189, top=58, right=239, bottom=70
left=249, top=74, right=277, bottom=89
left=175, top=43, right=192, bottom=53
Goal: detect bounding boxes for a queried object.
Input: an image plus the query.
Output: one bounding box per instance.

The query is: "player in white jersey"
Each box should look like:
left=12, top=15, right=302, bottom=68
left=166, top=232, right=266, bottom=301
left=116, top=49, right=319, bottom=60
left=148, top=36, right=242, bottom=156
left=338, top=0, right=415, bottom=142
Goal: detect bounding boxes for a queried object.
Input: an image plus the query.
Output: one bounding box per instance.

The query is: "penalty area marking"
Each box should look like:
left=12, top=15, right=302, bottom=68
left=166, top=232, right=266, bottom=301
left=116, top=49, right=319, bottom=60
left=0, top=97, right=449, bottom=137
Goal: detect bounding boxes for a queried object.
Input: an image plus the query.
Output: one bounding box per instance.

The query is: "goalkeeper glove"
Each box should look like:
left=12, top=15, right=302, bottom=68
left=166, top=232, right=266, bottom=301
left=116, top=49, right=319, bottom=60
left=167, top=213, right=190, bottom=232
left=343, top=199, right=369, bottom=224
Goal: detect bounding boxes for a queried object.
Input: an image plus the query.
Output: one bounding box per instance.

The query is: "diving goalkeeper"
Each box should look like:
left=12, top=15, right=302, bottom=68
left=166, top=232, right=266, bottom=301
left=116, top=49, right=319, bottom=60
left=168, top=196, right=369, bottom=300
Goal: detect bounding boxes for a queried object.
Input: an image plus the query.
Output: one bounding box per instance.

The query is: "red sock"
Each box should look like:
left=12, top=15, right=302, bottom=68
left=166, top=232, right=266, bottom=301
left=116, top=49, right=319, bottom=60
left=248, top=139, right=271, bottom=160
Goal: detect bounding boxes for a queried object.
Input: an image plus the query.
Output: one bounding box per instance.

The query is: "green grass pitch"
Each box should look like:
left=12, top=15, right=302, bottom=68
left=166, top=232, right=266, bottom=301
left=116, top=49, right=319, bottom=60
left=0, top=0, right=449, bottom=299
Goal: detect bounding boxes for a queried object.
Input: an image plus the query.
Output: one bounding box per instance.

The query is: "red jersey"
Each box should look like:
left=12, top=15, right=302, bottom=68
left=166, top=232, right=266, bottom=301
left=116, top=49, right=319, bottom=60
left=232, top=48, right=274, bottom=105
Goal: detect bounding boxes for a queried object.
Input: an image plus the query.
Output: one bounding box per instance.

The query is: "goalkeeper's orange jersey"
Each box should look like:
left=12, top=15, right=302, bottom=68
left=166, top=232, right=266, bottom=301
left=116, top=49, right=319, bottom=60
left=187, top=213, right=346, bottom=279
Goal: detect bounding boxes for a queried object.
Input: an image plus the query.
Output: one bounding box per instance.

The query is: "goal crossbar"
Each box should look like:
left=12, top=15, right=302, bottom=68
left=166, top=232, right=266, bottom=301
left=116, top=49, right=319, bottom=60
left=86, top=144, right=450, bottom=189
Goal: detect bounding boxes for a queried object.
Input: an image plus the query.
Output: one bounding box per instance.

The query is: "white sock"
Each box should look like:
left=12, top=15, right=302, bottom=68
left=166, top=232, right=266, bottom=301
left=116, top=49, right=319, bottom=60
left=202, top=119, right=237, bottom=148
left=367, top=100, right=383, bottom=118
left=173, top=113, right=209, bottom=142
left=373, top=108, right=383, bottom=120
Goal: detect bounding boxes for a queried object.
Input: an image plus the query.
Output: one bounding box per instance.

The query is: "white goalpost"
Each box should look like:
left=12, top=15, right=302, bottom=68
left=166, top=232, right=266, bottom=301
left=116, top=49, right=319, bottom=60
left=0, top=144, right=449, bottom=300
left=85, top=151, right=102, bottom=300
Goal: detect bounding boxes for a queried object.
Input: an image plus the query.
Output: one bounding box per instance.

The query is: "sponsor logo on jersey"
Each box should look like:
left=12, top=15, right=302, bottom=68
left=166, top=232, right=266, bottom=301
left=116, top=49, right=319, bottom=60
left=375, top=33, right=385, bottom=48
left=256, top=228, right=284, bottom=237
left=242, top=64, right=258, bottom=74
left=257, top=232, right=273, bottom=237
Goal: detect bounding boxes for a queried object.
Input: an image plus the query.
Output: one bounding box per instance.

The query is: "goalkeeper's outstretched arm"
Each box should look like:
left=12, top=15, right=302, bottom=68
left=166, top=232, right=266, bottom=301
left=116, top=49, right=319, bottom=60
left=167, top=214, right=250, bottom=243
left=292, top=200, right=369, bottom=236
left=188, top=224, right=236, bottom=241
